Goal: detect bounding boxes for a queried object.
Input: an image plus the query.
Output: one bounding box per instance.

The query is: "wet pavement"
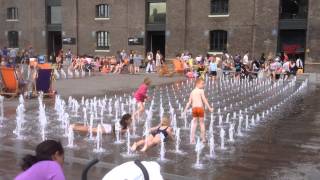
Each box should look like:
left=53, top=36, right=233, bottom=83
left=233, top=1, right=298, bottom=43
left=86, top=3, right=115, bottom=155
left=53, top=73, right=186, bottom=98
left=0, top=76, right=319, bottom=180
left=212, top=84, right=320, bottom=180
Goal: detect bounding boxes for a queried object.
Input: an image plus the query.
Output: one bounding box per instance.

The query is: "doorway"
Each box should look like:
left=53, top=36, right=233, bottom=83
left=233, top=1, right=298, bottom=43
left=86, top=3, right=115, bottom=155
left=146, top=31, right=165, bottom=57
left=47, top=31, right=62, bottom=62
left=278, top=29, right=306, bottom=60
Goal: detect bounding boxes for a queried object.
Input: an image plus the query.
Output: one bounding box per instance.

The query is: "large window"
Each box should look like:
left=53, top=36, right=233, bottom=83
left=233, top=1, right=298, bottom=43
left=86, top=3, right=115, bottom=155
left=48, top=6, right=62, bottom=24
left=210, top=30, right=227, bottom=52
left=8, top=31, right=19, bottom=48
left=148, top=2, right=166, bottom=24
left=96, top=4, right=110, bottom=18
left=96, top=31, right=110, bottom=50
left=7, top=7, right=18, bottom=20
left=280, top=0, right=308, bottom=19
left=211, top=0, right=229, bottom=15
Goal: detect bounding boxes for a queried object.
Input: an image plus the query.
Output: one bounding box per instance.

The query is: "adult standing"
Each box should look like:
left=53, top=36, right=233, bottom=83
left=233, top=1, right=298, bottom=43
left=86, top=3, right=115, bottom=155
left=145, top=52, right=153, bottom=73
left=296, top=57, right=304, bottom=74
left=242, top=51, right=250, bottom=67
left=65, top=49, right=72, bottom=66
left=9, top=48, right=17, bottom=65
left=259, top=53, right=266, bottom=65
left=28, top=46, right=34, bottom=58
left=155, top=50, right=162, bottom=72
left=129, top=50, right=134, bottom=74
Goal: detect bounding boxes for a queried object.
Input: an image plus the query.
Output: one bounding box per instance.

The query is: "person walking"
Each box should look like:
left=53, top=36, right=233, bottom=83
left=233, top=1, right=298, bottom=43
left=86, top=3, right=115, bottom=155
left=65, top=49, right=72, bottom=66
left=145, top=52, right=153, bottom=73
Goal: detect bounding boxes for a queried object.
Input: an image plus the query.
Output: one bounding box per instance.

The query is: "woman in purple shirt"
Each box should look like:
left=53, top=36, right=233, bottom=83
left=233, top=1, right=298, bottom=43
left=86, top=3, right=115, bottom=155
left=15, top=140, right=65, bottom=180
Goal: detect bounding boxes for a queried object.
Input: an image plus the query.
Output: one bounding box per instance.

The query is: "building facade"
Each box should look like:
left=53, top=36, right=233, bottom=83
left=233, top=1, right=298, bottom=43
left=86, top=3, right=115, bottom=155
left=0, top=0, right=319, bottom=71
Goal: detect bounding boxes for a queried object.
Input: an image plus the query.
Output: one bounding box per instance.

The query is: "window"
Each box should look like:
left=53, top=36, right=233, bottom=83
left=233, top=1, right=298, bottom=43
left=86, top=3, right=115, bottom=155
left=211, top=0, right=229, bottom=15
left=210, top=30, right=227, bottom=52
left=7, top=7, right=18, bottom=20
left=148, top=2, right=166, bottom=24
left=280, top=0, right=308, bottom=19
left=96, top=4, right=110, bottom=18
left=96, top=31, right=110, bottom=50
left=48, top=6, right=62, bottom=24
left=8, top=31, right=19, bottom=48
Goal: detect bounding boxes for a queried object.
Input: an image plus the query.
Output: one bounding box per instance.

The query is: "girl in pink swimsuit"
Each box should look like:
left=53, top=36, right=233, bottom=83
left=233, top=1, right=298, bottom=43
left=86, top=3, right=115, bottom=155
left=133, top=77, right=151, bottom=120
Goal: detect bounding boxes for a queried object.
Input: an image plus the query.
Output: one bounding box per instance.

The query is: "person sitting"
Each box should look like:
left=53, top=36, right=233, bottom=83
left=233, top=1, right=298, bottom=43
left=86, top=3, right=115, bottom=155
left=15, top=140, right=65, bottom=180
left=131, top=117, right=173, bottom=152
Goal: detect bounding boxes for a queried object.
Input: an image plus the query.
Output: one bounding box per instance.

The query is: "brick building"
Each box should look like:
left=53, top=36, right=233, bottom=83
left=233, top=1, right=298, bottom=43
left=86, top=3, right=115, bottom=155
left=0, top=0, right=319, bottom=71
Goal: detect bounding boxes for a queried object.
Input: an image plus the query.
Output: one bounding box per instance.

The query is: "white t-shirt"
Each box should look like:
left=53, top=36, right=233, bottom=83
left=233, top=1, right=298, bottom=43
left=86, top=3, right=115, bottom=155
left=283, top=61, right=290, bottom=72
left=243, top=54, right=249, bottom=65
left=296, top=59, right=303, bottom=68
left=195, top=56, right=202, bottom=63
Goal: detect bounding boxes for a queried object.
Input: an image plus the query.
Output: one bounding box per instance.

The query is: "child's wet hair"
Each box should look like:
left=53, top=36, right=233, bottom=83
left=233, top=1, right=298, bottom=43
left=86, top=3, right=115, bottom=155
left=161, top=116, right=171, bottom=126
left=144, top=77, right=152, bottom=85
left=195, top=78, right=204, bottom=85
left=120, top=113, right=132, bottom=129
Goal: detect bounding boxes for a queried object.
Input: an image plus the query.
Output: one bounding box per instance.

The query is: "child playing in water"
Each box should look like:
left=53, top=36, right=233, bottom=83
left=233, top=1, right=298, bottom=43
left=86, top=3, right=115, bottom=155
left=113, top=113, right=132, bottom=136
left=133, top=77, right=151, bottom=120
left=131, top=117, right=173, bottom=152
left=184, top=78, right=213, bottom=144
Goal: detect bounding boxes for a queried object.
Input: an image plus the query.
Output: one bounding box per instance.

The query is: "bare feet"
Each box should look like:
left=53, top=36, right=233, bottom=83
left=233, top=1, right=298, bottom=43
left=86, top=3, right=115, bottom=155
left=131, top=143, right=137, bottom=151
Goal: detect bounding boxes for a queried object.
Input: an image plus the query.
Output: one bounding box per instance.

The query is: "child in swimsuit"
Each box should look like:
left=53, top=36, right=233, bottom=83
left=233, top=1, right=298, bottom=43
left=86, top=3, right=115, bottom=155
left=133, top=78, right=151, bottom=120
left=131, top=117, right=173, bottom=152
left=184, top=78, right=213, bottom=144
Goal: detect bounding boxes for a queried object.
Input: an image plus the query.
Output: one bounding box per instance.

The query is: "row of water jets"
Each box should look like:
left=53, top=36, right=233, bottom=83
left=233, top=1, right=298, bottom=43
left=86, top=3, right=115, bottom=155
left=54, top=68, right=91, bottom=80
left=6, top=76, right=309, bottom=169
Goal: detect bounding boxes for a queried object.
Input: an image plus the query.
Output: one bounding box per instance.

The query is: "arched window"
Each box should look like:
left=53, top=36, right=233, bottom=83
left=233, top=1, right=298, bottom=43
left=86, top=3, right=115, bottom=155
left=96, top=31, right=110, bottom=50
left=7, top=7, right=18, bottom=20
left=8, top=31, right=19, bottom=48
left=210, top=30, right=227, bottom=52
left=96, top=4, right=110, bottom=18
left=211, top=0, right=229, bottom=15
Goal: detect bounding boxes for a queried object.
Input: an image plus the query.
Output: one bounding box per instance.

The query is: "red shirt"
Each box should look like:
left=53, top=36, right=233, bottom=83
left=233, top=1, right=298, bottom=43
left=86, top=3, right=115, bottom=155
left=134, top=84, right=148, bottom=102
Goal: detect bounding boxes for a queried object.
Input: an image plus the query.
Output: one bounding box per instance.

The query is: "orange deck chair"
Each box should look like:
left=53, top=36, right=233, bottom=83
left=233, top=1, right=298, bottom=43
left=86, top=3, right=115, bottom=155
left=0, top=67, right=19, bottom=97
left=173, top=59, right=184, bottom=74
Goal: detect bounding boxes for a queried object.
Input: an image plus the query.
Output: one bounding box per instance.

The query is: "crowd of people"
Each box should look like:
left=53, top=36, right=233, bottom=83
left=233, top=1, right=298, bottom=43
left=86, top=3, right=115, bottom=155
left=175, top=51, right=304, bottom=81
left=55, top=49, right=164, bottom=75
left=0, top=45, right=305, bottom=82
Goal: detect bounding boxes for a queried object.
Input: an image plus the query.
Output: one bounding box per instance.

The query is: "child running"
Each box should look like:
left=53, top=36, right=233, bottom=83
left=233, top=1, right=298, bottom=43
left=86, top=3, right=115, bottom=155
left=184, top=78, right=213, bottom=144
left=131, top=117, right=173, bottom=152
left=133, top=77, right=152, bottom=120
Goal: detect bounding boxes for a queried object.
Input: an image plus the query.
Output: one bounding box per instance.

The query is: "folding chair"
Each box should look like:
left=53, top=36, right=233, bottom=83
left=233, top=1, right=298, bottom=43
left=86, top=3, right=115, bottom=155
left=173, top=59, right=184, bottom=74
left=35, top=68, right=55, bottom=97
left=0, top=67, right=19, bottom=97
